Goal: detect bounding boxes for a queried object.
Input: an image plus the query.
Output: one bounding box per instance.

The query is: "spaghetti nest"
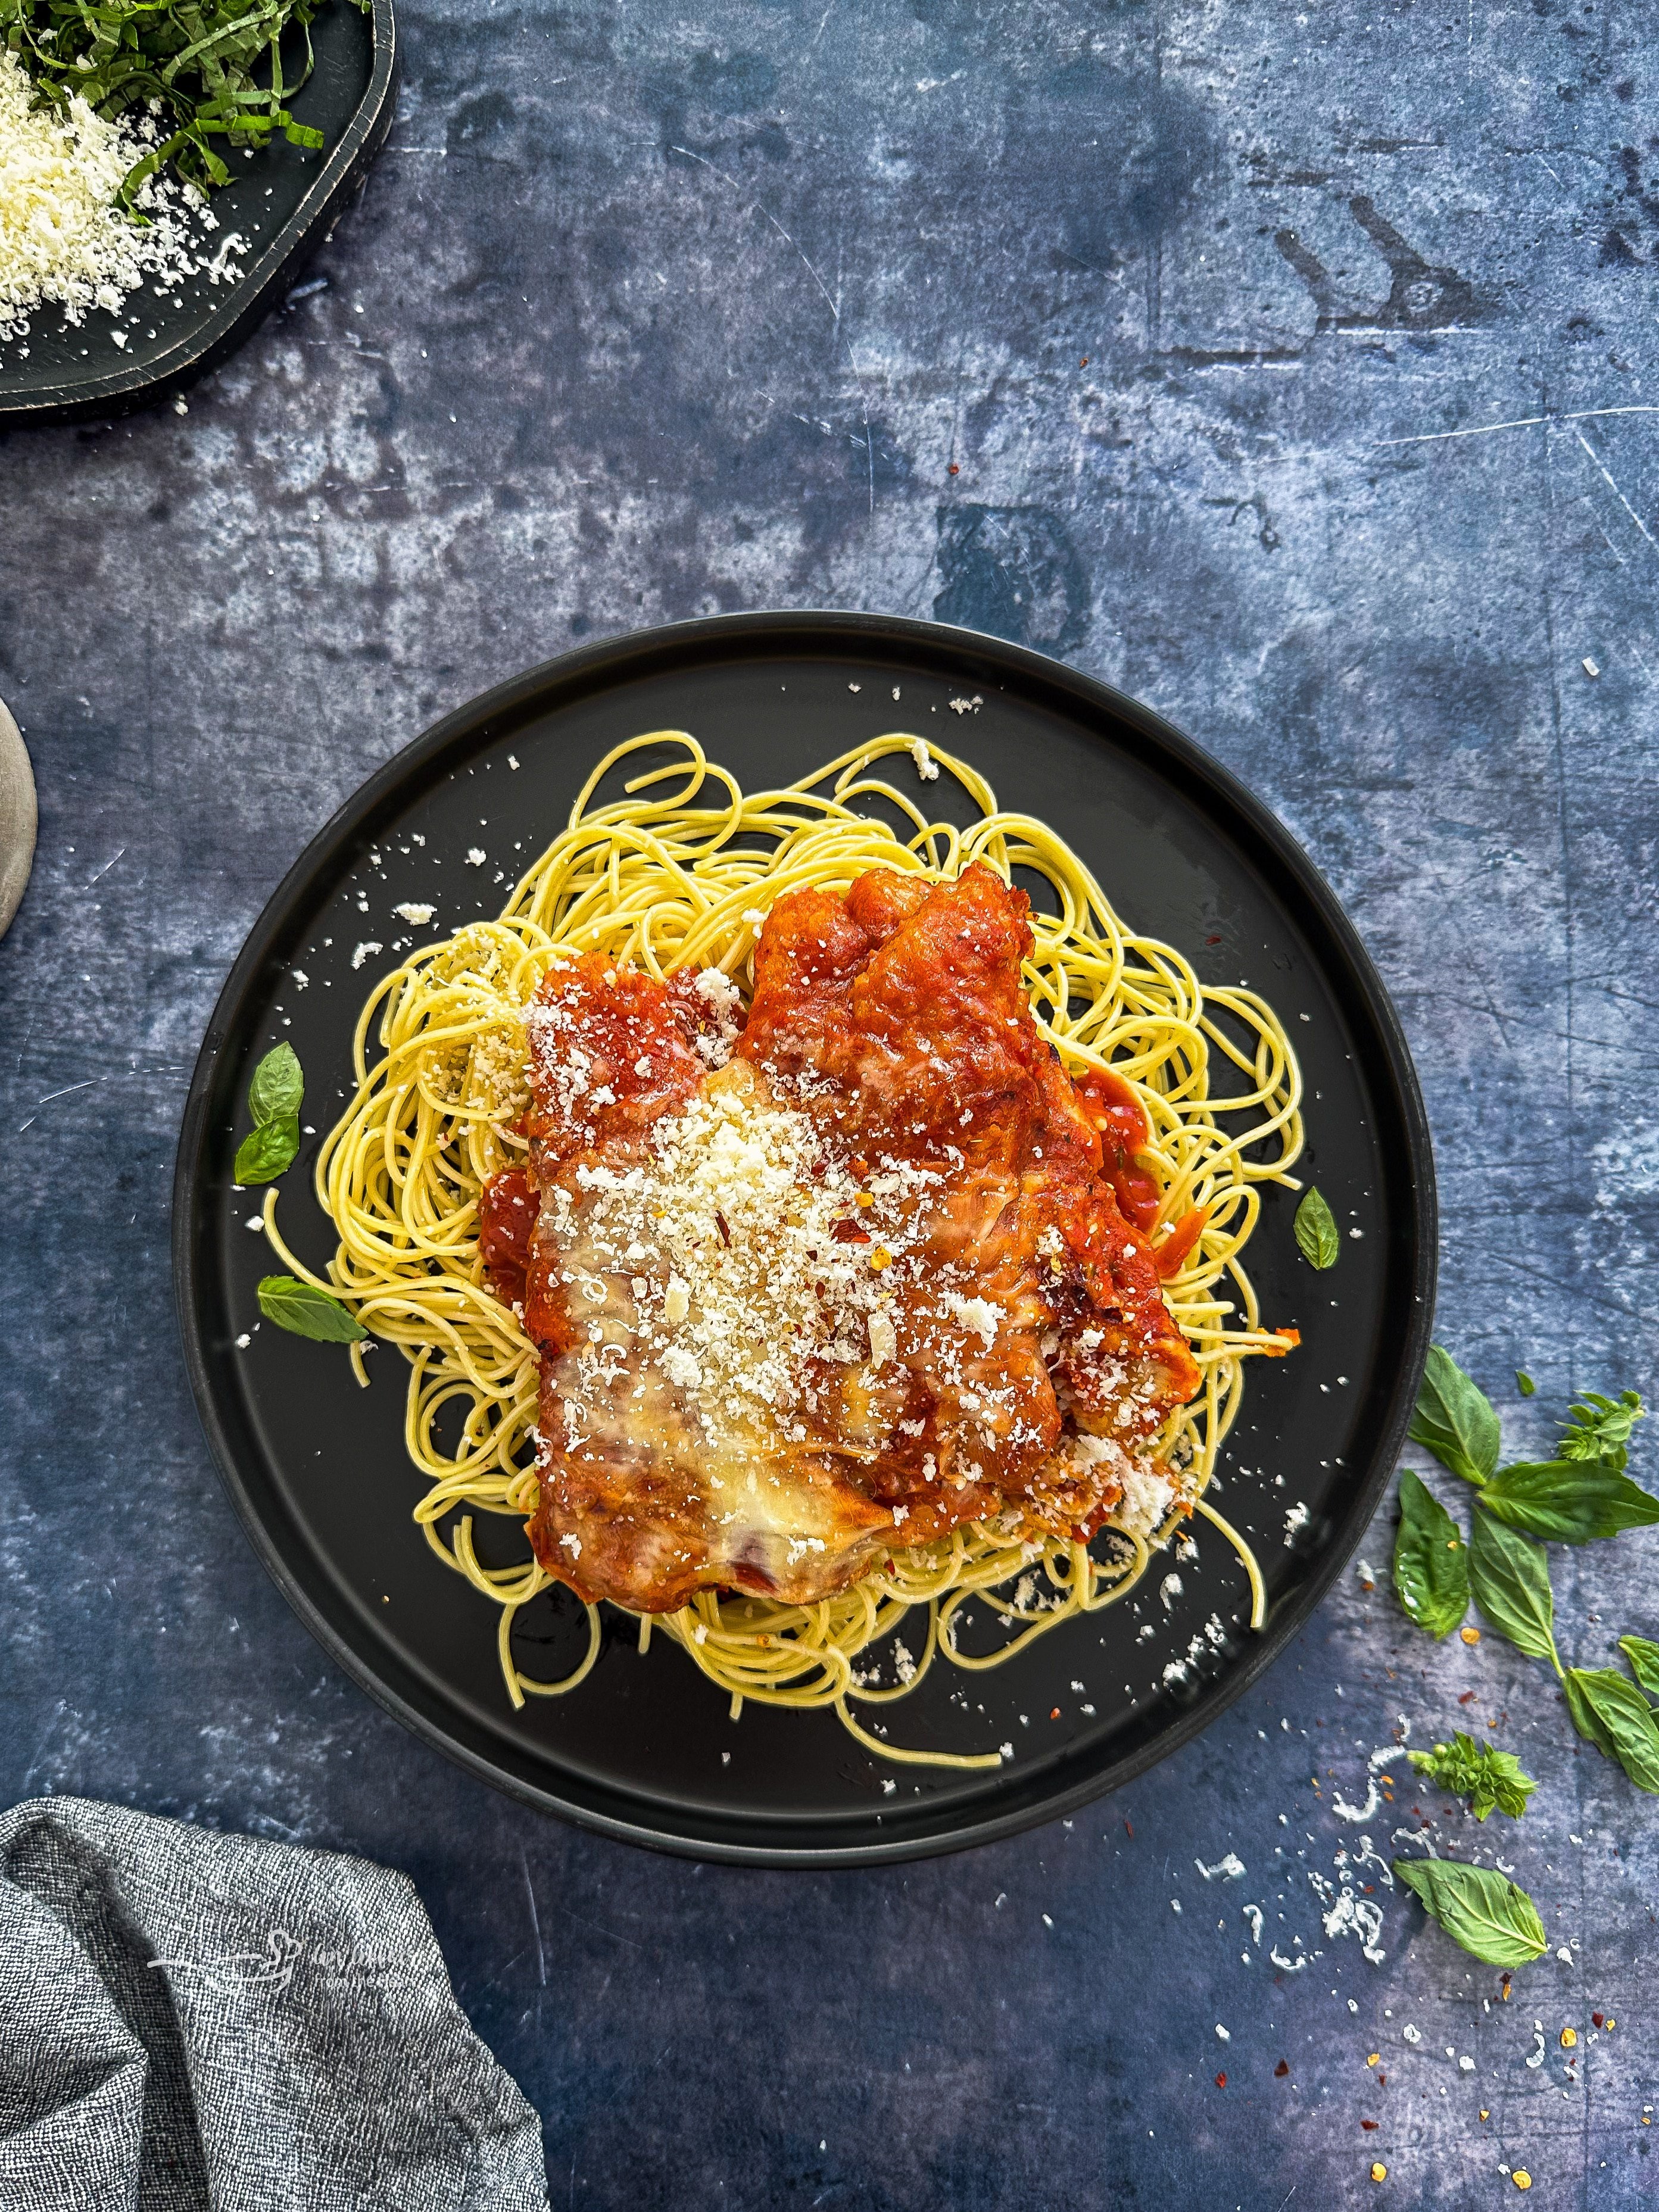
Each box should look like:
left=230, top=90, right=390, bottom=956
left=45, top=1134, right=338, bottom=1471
left=265, top=734, right=1304, bottom=1770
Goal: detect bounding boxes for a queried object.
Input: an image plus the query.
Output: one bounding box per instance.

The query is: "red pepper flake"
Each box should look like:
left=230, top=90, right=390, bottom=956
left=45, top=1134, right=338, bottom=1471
left=715, top=1209, right=731, bottom=1246
left=1361, top=2119, right=1379, bottom=2133
left=1274, top=2061, right=1290, bottom=2079
left=1205, top=933, right=1222, bottom=946
left=1050, top=1706, right=1062, bottom=1720
left=1458, top=1690, right=1477, bottom=1704
left=1214, top=2073, right=1227, bottom=2088
left=831, top=1220, right=872, bottom=1243
left=1377, top=2073, right=1386, bottom=2086
left=1592, top=2012, right=1605, bottom=2028
left=947, top=463, right=960, bottom=476
left=810, top=1158, right=828, bottom=1178
left=1124, top=1818, right=1133, bottom=1837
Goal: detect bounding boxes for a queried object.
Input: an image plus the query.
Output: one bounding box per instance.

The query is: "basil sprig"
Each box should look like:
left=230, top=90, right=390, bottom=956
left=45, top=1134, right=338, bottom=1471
left=1407, top=1733, right=1535, bottom=1821
left=1292, top=1187, right=1339, bottom=1270
left=1392, top=1346, right=1659, bottom=1815
left=1561, top=1390, right=1645, bottom=1470
left=1392, top=1859, right=1547, bottom=1968
left=235, top=1043, right=303, bottom=1185
left=1409, top=1344, right=1501, bottom=1487
left=1467, top=1510, right=1556, bottom=1662
left=1480, top=1459, right=1659, bottom=1546
left=1619, top=1635, right=1659, bottom=1698
left=1393, top=1471, right=1468, bottom=1638
left=257, top=1275, right=367, bottom=1343
left=1564, top=1670, right=1659, bottom=1792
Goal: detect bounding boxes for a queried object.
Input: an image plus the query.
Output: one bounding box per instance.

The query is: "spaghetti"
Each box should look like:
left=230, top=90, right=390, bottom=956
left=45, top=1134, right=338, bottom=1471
left=263, top=733, right=1304, bottom=1768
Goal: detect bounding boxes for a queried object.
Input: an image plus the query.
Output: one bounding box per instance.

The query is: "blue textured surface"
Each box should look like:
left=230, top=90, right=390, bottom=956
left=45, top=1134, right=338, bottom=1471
left=3, top=2, right=1658, bottom=2205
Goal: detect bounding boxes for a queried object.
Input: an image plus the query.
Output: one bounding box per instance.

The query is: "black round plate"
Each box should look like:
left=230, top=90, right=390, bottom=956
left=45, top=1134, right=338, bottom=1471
left=173, top=612, right=1436, bottom=1865
left=1, top=0, right=396, bottom=426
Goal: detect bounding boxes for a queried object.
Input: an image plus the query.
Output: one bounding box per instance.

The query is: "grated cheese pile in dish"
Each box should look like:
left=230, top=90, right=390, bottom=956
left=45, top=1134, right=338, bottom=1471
left=0, top=50, right=231, bottom=349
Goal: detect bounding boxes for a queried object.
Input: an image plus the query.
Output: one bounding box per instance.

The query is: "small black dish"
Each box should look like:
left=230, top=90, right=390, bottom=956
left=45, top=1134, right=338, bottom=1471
left=1, top=0, right=396, bottom=426
left=174, top=612, right=1437, bottom=1865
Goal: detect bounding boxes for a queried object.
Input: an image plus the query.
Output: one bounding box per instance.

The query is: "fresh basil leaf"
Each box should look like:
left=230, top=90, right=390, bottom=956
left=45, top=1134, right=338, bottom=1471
left=1393, top=1471, right=1469, bottom=1638
left=1517, top=1370, right=1536, bottom=1397
left=1292, top=1187, right=1339, bottom=1270
left=1467, top=1509, right=1556, bottom=1662
left=248, top=1042, right=304, bottom=1125
left=1618, top=1635, right=1659, bottom=1699
left=1407, top=1733, right=1536, bottom=1821
left=1409, top=1344, right=1501, bottom=1487
left=1563, top=1670, right=1617, bottom=1760
left=1565, top=1668, right=1659, bottom=1793
left=234, top=1114, right=300, bottom=1186
left=1559, top=1390, right=1645, bottom=1472
left=1392, top=1858, right=1547, bottom=1967
left=1479, top=1461, right=1659, bottom=1545
left=256, top=1275, right=367, bottom=1343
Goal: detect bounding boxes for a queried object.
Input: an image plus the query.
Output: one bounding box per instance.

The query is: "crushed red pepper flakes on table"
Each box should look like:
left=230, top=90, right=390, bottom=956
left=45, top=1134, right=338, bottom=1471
left=1214, top=2073, right=1227, bottom=2088
left=1361, top=2119, right=1379, bottom=2132
left=1274, top=2061, right=1290, bottom=2078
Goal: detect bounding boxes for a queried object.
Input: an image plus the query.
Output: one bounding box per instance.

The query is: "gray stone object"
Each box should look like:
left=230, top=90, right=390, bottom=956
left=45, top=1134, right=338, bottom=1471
left=0, top=698, right=34, bottom=941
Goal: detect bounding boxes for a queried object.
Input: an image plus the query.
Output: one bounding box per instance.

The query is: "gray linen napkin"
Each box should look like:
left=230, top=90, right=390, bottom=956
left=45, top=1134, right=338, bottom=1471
left=0, top=1795, right=549, bottom=2212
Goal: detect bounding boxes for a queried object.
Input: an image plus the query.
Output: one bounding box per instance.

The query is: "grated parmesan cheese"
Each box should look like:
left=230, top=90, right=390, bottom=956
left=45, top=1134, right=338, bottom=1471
left=943, top=1291, right=1000, bottom=1347
left=0, top=51, right=235, bottom=347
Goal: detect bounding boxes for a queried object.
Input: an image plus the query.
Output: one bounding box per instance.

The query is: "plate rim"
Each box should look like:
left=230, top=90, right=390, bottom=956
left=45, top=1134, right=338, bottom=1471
left=0, top=0, right=398, bottom=426
left=171, top=609, right=1437, bottom=1866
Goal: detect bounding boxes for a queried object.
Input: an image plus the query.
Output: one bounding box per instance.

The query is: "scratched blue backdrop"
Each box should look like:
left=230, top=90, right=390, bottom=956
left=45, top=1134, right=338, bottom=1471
left=4, top=1, right=1658, bottom=2205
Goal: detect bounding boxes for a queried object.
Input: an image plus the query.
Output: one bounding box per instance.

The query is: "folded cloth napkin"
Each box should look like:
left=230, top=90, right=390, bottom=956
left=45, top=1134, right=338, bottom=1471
left=0, top=1796, right=549, bottom=2212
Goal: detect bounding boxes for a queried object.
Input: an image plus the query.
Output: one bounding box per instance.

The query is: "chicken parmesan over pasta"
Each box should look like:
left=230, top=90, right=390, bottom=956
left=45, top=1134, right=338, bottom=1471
left=483, top=863, right=1203, bottom=1615
left=270, top=732, right=1304, bottom=1768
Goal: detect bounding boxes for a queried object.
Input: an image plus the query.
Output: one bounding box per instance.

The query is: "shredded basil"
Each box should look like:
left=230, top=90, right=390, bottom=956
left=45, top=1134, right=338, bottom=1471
left=0, top=0, right=370, bottom=207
